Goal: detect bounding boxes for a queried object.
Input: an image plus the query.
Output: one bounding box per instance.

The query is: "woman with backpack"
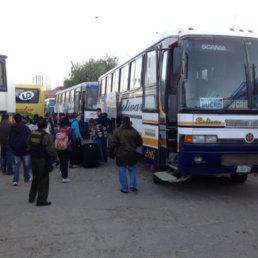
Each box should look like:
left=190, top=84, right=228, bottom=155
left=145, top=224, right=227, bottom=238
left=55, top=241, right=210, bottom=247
left=53, top=117, right=76, bottom=183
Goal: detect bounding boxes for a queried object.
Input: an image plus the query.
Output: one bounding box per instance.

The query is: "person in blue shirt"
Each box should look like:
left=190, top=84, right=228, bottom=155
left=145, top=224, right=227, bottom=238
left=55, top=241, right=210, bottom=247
left=69, top=113, right=84, bottom=167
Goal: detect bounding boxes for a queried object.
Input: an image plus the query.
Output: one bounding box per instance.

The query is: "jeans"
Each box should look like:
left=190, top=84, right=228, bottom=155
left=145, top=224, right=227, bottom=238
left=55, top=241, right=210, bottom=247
left=94, top=138, right=104, bottom=162
left=0, top=145, right=14, bottom=173
left=13, top=155, right=30, bottom=183
left=57, top=150, right=70, bottom=179
left=118, top=165, right=137, bottom=192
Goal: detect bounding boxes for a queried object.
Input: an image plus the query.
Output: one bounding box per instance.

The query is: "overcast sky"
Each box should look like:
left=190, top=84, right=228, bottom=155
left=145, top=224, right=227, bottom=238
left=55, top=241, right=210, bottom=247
left=1, top=0, right=258, bottom=87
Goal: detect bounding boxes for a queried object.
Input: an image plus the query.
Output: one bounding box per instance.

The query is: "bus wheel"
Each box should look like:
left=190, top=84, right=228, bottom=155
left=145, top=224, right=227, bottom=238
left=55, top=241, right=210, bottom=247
left=230, top=173, right=248, bottom=183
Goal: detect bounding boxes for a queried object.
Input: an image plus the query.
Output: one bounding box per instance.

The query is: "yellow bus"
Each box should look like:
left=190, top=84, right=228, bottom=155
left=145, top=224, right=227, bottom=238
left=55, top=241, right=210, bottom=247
left=15, top=84, right=45, bottom=118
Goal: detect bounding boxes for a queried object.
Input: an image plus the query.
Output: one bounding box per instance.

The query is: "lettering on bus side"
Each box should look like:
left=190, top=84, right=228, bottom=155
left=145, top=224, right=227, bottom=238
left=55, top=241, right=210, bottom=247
left=121, top=98, right=143, bottom=115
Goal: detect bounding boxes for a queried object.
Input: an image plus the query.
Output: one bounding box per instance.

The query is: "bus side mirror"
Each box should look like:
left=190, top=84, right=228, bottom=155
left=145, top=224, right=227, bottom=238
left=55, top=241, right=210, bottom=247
left=173, top=47, right=187, bottom=77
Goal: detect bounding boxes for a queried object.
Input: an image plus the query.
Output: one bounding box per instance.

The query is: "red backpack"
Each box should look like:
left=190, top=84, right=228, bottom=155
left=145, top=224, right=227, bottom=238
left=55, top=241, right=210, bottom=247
left=54, top=126, right=70, bottom=150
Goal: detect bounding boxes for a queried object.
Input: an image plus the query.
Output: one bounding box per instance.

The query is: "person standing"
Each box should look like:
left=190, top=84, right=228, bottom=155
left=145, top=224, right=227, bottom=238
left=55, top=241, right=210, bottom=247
left=9, top=114, right=31, bottom=186
left=108, top=116, right=142, bottom=193
left=0, top=113, right=14, bottom=175
left=27, top=117, right=57, bottom=206
left=70, top=114, right=84, bottom=168
left=53, top=117, right=76, bottom=183
left=96, top=108, right=108, bottom=162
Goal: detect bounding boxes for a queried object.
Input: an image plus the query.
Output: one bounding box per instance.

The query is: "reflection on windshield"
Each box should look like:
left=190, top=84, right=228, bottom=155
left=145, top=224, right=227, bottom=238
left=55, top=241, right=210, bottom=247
left=182, top=38, right=249, bottom=110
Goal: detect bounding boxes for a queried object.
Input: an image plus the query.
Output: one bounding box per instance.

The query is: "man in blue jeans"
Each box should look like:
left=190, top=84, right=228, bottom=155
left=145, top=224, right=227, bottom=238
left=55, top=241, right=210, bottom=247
left=108, top=116, right=142, bottom=193
left=9, top=114, right=31, bottom=186
left=0, top=113, right=14, bottom=175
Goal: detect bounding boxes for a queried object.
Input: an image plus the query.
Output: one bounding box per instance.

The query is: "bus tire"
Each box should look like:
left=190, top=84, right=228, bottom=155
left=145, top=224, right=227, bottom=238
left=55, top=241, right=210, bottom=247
left=230, top=173, right=248, bottom=183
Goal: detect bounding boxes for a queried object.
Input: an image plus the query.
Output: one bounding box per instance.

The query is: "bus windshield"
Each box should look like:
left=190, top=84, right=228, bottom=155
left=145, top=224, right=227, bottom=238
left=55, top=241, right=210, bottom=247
left=181, top=38, right=258, bottom=110
left=85, top=87, right=98, bottom=110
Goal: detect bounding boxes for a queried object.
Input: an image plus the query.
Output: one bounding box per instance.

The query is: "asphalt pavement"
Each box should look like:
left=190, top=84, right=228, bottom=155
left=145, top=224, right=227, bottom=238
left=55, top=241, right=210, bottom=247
left=1, top=159, right=258, bottom=258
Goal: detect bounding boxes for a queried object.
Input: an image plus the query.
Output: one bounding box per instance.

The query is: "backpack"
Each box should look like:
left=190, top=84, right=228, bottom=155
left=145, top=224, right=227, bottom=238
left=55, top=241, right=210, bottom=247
left=54, top=126, right=70, bottom=150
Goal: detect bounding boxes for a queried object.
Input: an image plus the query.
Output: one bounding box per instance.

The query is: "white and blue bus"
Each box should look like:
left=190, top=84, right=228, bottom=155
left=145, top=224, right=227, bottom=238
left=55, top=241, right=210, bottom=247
left=55, top=81, right=98, bottom=126
left=0, top=55, right=15, bottom=121
left=98, top=28, right=258, bottom=183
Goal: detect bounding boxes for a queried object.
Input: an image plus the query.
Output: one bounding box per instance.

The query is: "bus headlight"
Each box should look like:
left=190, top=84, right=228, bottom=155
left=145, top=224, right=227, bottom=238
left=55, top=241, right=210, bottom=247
left=205, top=135, right=217, bottom=143
left=193, top=135, right=205, bottom=143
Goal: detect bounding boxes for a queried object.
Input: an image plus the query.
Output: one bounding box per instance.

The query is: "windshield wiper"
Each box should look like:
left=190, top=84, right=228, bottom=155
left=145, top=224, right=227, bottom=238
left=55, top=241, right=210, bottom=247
left=221, top=81, right=247, bottom=111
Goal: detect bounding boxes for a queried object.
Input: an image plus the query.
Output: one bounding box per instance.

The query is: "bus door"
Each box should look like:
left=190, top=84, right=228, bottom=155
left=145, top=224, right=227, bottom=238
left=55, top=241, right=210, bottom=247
left=142, top=50, right=159, bottom=165
left=165, top=48, right=178, bottom=167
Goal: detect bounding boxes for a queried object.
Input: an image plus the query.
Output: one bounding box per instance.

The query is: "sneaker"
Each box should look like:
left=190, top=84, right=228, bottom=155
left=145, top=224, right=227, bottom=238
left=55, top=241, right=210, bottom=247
left=130, top=187, right=138, bottom=192
left=13, top=182, right=18, bottom=186
left=25, top=177, right=32, bottom=183
left=62, top=178, right=71, bottom=183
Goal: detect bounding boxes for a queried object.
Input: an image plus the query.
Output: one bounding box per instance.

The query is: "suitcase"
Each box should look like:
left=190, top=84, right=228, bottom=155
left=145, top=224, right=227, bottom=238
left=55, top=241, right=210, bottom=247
left=82, top=143, right=99, bottom=168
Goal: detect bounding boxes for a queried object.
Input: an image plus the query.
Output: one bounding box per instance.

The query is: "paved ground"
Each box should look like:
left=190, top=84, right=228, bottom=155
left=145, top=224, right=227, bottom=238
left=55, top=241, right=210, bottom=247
left=1, top=159, right=258, bottom=258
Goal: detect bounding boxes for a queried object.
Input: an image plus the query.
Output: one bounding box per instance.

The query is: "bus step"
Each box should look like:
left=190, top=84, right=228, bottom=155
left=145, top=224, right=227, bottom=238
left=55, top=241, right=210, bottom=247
left=168, top=163, right=178, bottom=170
left=154, top=172, right=190, bottom=183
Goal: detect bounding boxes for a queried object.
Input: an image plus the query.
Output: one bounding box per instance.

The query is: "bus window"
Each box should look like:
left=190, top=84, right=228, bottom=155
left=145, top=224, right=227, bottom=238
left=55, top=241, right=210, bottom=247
left=130, top=57, right=142, bottom=90
left=160, top=51, right=168, bottom=111
left=112, top=70, right=119, bottom=92
left=85, top=87, right=98, bottom=110
left=70, top=90, right=74, bottom=103
left=0, top=62, right=4, bottom=90
left=120, top=65, right=129, bottom=92
left=101, top=78, right=106, bottom=95
left=144, top=50, right=157, bottom=109
left=66, top=91, right=70, bottom=102
left=106, top=75, right=112, bottom=94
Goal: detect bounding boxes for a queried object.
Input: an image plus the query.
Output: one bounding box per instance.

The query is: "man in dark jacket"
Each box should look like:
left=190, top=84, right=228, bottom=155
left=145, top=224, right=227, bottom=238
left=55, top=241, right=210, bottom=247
left=96, top=108, right=108, bottom=162
left=0, top=113, right=14, bottom=174
left=108, top=116, right=142, bottom=193
left=9, top=113, right=31, bottom=186
left=27, top=117, right=58, bottom=206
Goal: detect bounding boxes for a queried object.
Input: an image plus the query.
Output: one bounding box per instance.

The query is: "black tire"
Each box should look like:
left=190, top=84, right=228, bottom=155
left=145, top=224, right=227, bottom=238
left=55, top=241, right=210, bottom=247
left=230, top=173, right=248, bottom=183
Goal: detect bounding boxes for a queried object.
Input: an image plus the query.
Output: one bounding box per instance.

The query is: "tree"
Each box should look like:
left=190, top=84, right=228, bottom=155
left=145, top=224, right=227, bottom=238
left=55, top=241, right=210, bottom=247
left=63, top=55, right=118, bottom=88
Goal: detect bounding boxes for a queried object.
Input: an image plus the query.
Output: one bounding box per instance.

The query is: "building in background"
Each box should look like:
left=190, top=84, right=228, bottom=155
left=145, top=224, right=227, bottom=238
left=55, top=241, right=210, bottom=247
left=32, top=75, right=52, bottom=91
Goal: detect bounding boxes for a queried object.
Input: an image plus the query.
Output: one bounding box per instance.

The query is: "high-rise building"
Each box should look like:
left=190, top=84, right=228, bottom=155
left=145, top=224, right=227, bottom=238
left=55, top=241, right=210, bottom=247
left=32, top=75, right=45, bottom=90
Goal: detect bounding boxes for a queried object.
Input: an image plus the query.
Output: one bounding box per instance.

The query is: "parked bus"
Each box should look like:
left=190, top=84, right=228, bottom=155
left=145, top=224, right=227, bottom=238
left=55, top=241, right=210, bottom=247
left=98, top=28, right=258, bottom=183
left=15, top=84, right=45, bottom=118
left=45, top=97, right=56, bottom=114
left=0, top=55, right=15, bottom=121
left=55, top=81, right=98, bottom=127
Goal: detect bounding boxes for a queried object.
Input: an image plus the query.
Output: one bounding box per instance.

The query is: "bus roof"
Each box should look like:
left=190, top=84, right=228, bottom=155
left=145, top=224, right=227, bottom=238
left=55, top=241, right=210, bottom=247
left=56, top=81, right=98, bottom=95
left=159, top=27, right=258, bottom=41
left=0, top=55, right=7, bottom=60
left=99, top=27, right=258, bottom=80
left=15, top=84, right=43, bottom=89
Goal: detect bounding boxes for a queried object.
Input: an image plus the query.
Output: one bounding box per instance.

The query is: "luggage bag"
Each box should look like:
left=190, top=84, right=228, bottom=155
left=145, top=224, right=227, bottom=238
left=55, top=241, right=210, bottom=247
left=82, top=143, right=99, bottom=168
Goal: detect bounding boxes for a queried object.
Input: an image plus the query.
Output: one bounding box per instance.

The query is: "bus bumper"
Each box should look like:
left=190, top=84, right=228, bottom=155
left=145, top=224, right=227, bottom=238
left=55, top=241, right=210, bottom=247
left=178, top=142, right=258, bottom=175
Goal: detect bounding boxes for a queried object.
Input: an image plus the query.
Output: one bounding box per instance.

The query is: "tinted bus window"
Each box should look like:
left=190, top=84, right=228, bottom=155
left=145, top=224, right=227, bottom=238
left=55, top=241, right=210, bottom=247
left=15, top=88, right=39, bottom=103
left=112, top=70, right=119, bottom=92
left=0, top=62, right=4, bottom=90
left=160, top=51, right=168, bottom=111
left=130, top=57, right=142, bottom=90
left=101, top=78, right=106, bottom=95
left=86, top=87, right=98, bottom=110
left=144, top=50, right=157, bottom=109
left=120, top=65, right=129, bottom=92
left=106, top=75, right=112, bottom=94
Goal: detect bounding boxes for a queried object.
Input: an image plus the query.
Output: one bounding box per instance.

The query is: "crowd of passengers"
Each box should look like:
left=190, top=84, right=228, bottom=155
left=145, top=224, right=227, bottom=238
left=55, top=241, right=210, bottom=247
left=0, top=109, right=112, bottom=185
left=0, top=108, right=142, bottom=206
